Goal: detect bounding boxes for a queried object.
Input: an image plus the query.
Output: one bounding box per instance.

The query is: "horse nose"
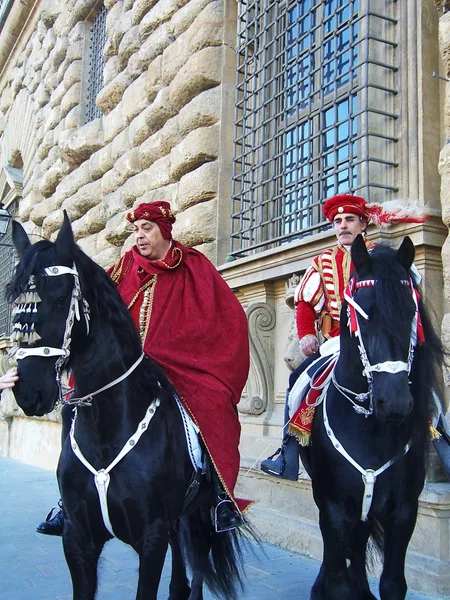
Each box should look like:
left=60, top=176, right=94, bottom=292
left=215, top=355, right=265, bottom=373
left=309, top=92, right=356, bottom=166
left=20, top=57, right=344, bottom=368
left=373, top=374, right=413, bottom=421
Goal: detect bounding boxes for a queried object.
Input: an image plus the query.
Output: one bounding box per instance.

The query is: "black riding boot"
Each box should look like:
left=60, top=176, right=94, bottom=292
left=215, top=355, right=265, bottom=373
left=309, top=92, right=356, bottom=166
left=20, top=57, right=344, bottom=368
left=36, top=500, right=64, bottom=536
left=260, top=389, right=299, bottom=481
left=208, top=461, right=242, bottom=532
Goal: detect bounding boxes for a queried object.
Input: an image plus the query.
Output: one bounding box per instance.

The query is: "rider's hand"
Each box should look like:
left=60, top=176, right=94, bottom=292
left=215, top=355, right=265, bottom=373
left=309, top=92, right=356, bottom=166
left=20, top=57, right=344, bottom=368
left=0, top=368, right=19, bottom=391
left=300, top=335, right=319, bottom=357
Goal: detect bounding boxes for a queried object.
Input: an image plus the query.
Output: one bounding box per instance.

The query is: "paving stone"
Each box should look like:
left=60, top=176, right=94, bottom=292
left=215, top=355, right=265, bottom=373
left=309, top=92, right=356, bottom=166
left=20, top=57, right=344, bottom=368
left=0, top=457, right=439, bottom=600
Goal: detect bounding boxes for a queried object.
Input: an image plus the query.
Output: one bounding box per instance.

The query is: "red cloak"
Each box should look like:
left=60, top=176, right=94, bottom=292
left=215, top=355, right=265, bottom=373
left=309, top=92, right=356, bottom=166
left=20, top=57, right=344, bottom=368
left=108, top=242, right=251, bottom=511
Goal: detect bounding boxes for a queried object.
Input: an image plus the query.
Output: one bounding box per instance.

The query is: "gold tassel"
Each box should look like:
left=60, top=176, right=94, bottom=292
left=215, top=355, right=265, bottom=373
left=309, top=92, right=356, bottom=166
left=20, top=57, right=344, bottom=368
left=288, top=423, right=311, bottom=447
left=430, top=423, right=441, bottom=440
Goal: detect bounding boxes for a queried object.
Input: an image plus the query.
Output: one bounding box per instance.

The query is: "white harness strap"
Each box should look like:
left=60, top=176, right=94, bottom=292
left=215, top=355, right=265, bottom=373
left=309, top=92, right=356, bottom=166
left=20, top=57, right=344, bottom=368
left=175, top=396, right=202, bottom=470
left=70, top=398, right=160, bottom=537
left=322, top=389, right=411, bottom=521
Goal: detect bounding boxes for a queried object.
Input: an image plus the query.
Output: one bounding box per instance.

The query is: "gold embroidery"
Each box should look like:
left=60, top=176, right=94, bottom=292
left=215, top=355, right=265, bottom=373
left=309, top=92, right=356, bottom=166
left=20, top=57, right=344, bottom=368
left=138, top=277, right=157, bottom=345
left=158, top=246, right=182, bottom=270
left=127, top=275, right=157, bottom=311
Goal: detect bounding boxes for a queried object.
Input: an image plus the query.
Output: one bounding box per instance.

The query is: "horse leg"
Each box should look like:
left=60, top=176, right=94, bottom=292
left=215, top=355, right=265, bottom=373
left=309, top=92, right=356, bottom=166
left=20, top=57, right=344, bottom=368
left=379, top=503, right=418, bottom=600
left=168, top=525, right=191, bottom=600
left=311, top=505, right=358, bottom=600
left=135, top=519, right=170, bottom=600
left=347, top=522, right=377, bottom=600
left=62, top=521, right=104, bottom=600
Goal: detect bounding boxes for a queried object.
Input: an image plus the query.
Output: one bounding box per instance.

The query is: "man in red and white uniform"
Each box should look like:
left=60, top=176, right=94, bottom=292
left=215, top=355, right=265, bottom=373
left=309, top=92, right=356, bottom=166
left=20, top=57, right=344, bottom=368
left=261, top=193, right=374, bottom=479
left=295, top=194, right=376, bottom=357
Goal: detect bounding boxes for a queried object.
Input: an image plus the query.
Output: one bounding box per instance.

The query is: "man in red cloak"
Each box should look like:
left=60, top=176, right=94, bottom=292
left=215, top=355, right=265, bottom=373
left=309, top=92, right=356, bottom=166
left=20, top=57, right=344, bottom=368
left=37, top=200, right=251, bottom=535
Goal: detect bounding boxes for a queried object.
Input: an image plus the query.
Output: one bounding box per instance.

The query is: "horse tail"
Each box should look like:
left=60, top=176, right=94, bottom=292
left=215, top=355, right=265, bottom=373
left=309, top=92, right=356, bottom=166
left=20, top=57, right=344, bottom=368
left=179, top=508, right=256, bottom=598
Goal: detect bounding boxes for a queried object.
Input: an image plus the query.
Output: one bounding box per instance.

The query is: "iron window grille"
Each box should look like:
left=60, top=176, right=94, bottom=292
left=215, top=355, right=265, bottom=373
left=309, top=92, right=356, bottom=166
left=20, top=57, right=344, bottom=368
left=231, top=0, right=399, bottom=257
left=0, top=204, right=15, bottom=337
left=85, top=4, right=107, bottom=123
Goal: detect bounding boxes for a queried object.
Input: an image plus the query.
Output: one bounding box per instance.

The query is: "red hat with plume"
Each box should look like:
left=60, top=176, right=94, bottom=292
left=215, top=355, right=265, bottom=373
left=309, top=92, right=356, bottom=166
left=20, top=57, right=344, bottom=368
left=126, top=201, right=176, bottom=240
left=323, top=194, right=428, bottom=227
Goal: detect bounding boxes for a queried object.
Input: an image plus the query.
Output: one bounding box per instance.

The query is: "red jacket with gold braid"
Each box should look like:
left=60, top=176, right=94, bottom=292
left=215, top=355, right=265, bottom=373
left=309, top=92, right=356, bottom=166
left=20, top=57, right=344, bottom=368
left=295, top=240, right=376, bottom=341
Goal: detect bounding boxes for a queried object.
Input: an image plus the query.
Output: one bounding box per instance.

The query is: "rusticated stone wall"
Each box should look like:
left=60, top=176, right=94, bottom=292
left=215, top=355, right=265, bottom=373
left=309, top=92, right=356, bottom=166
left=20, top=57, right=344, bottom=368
left=0, top=0, right=237, bottom=269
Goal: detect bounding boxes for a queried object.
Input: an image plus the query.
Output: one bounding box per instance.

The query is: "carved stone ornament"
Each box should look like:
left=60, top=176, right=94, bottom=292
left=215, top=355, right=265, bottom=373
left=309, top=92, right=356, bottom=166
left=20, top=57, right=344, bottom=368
left=238, top=302, right=276, bottom=415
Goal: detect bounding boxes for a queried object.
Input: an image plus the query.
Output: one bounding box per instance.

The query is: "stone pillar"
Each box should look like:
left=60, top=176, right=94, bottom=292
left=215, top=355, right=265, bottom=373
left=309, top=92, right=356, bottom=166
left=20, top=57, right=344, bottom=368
left=436, top=3, right=450, bottom=392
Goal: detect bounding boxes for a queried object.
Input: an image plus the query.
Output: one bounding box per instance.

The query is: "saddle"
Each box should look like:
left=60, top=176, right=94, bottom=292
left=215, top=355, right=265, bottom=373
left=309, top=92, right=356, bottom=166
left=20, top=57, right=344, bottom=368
left=287, top=348, right=338, bottom=446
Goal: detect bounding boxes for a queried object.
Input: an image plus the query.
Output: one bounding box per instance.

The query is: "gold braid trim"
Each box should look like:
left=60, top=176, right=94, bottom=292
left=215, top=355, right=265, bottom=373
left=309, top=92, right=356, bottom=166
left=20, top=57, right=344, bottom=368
left=158, top=245, right=183, bottom=270
left=127, top=275, right=157, bottom=311
left=138, top=277, right=157, bottom=345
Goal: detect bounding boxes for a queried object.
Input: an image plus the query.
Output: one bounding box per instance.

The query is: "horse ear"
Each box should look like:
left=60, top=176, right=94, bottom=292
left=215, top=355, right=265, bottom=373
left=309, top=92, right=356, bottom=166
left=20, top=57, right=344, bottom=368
left=12, top=220, right=31, bottom=256
left=55, top=211, right=75, bottom=259
left=397, top=236, right=415, bottom=273
left=351, top=234, right=371, bottom=276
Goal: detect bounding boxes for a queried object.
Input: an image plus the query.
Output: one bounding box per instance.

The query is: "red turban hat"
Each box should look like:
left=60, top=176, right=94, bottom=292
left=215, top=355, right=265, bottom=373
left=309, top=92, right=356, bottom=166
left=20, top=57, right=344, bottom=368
left=126, top=201, right=176, bottom=240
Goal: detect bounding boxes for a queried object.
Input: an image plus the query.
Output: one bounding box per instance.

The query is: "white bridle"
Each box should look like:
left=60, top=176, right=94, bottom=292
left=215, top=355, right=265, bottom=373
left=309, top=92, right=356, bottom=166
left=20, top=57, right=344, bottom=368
left=332, top=278, right=417, bottom=417
left=14, top=265, right=90, bottom=405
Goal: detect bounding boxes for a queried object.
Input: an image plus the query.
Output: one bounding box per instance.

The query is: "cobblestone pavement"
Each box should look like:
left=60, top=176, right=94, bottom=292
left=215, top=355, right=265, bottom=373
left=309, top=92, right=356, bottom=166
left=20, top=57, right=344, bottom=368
left=0, top=457, right=439, bottom=600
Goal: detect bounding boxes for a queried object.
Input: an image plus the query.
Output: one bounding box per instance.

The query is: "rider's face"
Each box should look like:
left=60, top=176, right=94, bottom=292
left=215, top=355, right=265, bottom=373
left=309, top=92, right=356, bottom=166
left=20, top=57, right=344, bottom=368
left=134, top=219, right=170, bottom=261
left=333, top=213, right=366, bottom=246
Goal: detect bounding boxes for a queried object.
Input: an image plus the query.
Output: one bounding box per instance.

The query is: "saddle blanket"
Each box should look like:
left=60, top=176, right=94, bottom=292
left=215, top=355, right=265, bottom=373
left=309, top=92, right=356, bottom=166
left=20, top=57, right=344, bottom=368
left=287, top=337, right=339, bottom=446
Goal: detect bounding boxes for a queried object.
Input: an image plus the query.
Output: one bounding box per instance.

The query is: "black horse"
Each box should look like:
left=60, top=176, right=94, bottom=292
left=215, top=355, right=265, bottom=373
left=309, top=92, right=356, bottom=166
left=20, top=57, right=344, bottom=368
left=299, top=235, right=444, bottom=600
left=8, top=215, right=246, bottom=600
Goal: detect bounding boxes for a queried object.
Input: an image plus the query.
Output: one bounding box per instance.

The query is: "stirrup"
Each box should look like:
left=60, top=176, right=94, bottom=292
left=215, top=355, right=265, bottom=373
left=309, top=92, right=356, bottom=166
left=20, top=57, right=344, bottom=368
left=212, top=496, right=241, bottom=533
left=44, top=499, right=63, bottom=522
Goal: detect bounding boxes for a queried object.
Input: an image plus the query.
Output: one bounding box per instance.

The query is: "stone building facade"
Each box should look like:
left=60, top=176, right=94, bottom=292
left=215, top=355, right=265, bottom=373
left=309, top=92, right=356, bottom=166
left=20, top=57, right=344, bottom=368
left=0, top=0, right=449, bottom=596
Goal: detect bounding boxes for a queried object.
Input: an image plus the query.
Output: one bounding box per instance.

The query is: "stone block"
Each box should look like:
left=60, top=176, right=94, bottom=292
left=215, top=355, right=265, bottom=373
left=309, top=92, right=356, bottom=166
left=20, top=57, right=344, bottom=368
left=104, top=211, right=132, bottom=246
left=51, top=35, right=69, bottom=70
left=55, top=160, right=93, bottom=200
left=177, top=161, right=218, bottom=211
left=173, top=198, right=216, bottom=246
left=145, top=54, right=163, bottom=102
left=42, top=209, right=64, bottom=238
left=169, top=124, right=219, bottom=180
left=89, top=144, right=114, bottom=180
left=104, top=56, right=126, bottom=86
left=97, top=71, right=133, bottom=115
left=60, top=118, right=105, bottom=167
left=177, top=86, right=220, bottom=137
left=62, top=179, right=103, bottom=221
left=103, top=103, right=127, bottom=144
left=118, top=25, right=142, bottom=62
left=30, top=195, right=61, bottom=226
left=169, top=46, right=221, bottom=112
left=161, top=2, right=222, bottom=85
left=95, top=246, right=122, bottom=269
left=64, top=104, right=81, bottom=130
left=129, top=23, right=173, bottom=78
left=131, top=0, right=159, bottom=27
left=140, top=0, right=185, bottom=40
left=121, top=72, right=150, bottom=124
left=128, top=87, right=176, bottom=147
left=39, top=159, right=71, bottom=198
left=171, top=0, right=210, bottom=38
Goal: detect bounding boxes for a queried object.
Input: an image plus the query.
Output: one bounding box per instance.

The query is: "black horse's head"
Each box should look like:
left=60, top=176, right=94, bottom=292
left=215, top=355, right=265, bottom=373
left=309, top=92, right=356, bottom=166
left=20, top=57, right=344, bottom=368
left=346, top=235, right=417, bottom=422
left=7, top=213, right=82, bottom=416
